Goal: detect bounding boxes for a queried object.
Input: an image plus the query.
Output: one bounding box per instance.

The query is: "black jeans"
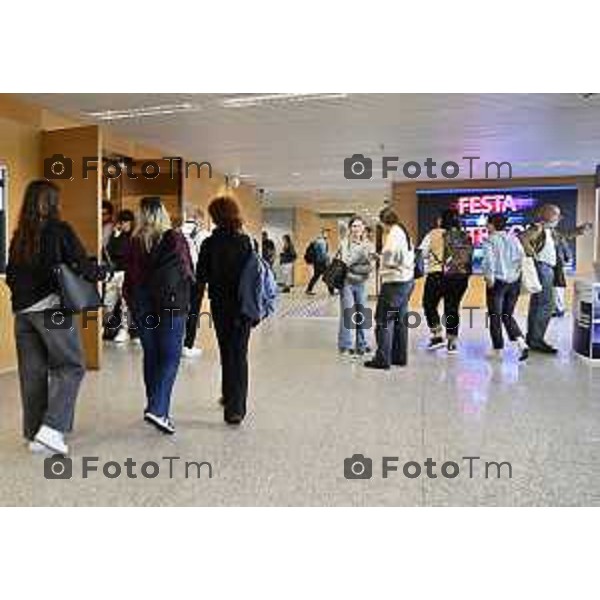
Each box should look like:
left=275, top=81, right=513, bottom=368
left=486, top=279, right=523, bottom=349
left=306, top=262, right=332, bottom=293
left=423, top=273, right=469, bottom=338
left=184, top=284, right=201, bottom=349
left=374, top=281, right=415, bottom=366
left=14, top=311, right=85, bottom=439
left=212, top=307, right=252, bottom=419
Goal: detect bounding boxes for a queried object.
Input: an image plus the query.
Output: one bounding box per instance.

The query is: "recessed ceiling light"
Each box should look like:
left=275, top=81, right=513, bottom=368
left=84, top=103, right=201, bottom=121
left=221, top=93, right=348, bottom=108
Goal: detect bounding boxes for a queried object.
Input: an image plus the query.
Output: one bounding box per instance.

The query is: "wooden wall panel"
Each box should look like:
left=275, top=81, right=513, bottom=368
left=293, top=207, right=321, bottom=286
left=41, top=126, right=102, bottom=369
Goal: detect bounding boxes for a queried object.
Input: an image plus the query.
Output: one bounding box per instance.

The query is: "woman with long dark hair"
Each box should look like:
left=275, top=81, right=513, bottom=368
left=6, top=180, right=104, bottom=455
left=124, top=197, right=194, bottom=434
left=196, top=196, right=254, bottom=425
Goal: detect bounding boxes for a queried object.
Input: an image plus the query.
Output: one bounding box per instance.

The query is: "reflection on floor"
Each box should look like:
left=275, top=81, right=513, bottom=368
left=0, top=291, right=599, bottom=506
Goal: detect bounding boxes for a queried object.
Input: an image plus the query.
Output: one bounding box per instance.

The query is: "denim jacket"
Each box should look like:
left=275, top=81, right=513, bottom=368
left=481, top=231, right=524, bottom=286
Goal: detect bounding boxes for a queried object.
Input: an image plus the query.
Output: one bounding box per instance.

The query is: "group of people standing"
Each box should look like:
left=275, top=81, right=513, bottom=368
left=7, top=181, right=258, bottom=455
left=331, top=203, right=590, bottom=370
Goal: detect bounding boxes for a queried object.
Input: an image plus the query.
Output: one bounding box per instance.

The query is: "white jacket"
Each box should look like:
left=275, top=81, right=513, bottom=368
left=380, top=225, right=414, bottom=284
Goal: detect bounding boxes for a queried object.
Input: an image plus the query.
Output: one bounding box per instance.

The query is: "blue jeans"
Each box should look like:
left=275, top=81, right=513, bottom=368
left=338, top=282, right=369, bottom=351
left=132, top=289, right=186, bottom=418
left=374, top=280, right=415, bottom=366
left=527, top=261, right=555, bottom=346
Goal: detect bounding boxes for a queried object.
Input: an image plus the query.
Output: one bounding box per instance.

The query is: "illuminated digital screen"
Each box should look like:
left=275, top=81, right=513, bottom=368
left=417, top=186, right=579, bottom=273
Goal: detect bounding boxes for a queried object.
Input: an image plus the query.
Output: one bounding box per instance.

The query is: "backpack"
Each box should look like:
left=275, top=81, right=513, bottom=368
left=304, top=241, right=317, bottom=264
left=443, top=229, right=473, bottom=277
left=239, top=251, right=278, bottom=326
left=147, top=234, right=192, bottom=312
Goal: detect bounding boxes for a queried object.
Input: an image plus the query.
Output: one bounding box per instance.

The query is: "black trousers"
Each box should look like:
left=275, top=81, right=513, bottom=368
left=422, top=273, right=469, bottom=337
left=486, top=279, right=523, bottom=349
left=306, top=262, right=331, bottom=293
left=212, top=307, right=252, bottom=419
left=374, top=281, right=415, bottom=366
left=184, top=284, right=201, bottom=349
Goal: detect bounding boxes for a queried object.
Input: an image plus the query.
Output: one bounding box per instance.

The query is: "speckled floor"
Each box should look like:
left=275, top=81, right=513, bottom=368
left=0, top=292, right=599, bottom=506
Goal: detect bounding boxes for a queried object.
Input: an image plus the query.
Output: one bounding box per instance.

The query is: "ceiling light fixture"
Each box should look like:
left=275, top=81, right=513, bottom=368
left=221, top=93, right=348, bottom=108
left=84, top=103, right=201, bottom=121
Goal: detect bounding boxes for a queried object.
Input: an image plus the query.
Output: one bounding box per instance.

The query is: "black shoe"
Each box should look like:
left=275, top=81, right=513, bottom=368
left=427, top=336, right=445, bottom=350
left=339, top=348, right=350, bottom=355
left=529, top=342, right=558, bottom=355
left=391, top=361, right=407, bottom=367
left=518, top=347, right=529, bottom=362
left=364, top=359, right=390, bottom=370
left=225, top=414, right=244, bottom=426
left=305, top=290, right=316, bottom=296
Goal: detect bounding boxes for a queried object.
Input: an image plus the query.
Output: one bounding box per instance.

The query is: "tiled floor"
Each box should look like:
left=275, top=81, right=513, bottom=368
left=0, top=291, right=599, bottom=506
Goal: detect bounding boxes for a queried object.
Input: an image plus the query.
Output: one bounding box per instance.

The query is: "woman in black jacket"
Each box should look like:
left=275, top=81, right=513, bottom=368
left=6, top=180, right=104, bottom=455
left=196, top=196, right=253, bottom=425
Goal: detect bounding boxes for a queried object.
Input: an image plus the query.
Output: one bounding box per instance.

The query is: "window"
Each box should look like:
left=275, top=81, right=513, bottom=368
left=0, top=167, right=6, bottom=273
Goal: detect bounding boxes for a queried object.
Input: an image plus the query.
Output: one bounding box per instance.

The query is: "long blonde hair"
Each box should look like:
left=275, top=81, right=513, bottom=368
left=134, top=196, right=172, bottom=252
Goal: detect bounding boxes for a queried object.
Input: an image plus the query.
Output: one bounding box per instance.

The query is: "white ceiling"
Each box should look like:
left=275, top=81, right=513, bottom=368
left=19, top=93, right=600, bottom=212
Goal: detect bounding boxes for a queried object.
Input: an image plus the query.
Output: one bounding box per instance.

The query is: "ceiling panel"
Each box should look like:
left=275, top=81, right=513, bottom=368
left=18, top=93, right=600, bottom=211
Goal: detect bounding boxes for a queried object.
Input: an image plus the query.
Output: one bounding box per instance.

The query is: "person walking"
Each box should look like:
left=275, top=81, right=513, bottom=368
left=481, top=214, right=529, bottom=361
left=279, top=234, right=297, bottom=293
left=6, top=180, right=105, bottom=455
left=305, top=230, right=332, bottom=295
left=104, top=209, right=135, bottom=343
left=124, top=197, right=194, bottom=434
left=420, top=210, right=473, bottom=355
left=196, top=196, right=254, bottom=425
left=418, top=214, right=446, bottom=350
left=364, top=208, right=415, bottom=370
left=520, top=204, right=591, bottom=353
left=337, top=215, right=373, bottom=355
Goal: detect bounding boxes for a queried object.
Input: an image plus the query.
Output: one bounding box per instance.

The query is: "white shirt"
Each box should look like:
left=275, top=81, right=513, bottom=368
left=380, top=225, right=414, bottom=284
left=536, top=228, right=557, bottom=267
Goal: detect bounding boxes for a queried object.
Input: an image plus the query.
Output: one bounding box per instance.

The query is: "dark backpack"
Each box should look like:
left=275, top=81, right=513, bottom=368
left=304, top=242, right=317, bottom=264
left=443, top=229, right=473, bottom=277
left=147, top=234, right=192, bottom=312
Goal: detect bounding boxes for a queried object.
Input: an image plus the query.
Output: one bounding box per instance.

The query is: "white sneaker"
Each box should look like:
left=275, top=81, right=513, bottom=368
left=113, top=328, right=130, bottom=344
left=34, top=425, right=69, bottom=455
left=28, top=440, right=53, bottom=454
left=144, top=412, right=176, bottom=435
left=182, top=347, right=203, bottom=359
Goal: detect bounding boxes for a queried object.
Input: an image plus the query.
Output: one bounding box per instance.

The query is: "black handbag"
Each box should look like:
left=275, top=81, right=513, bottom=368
left=323, top=256, right=348, bottom=290
left=54, top=263, right=103, bottom=312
